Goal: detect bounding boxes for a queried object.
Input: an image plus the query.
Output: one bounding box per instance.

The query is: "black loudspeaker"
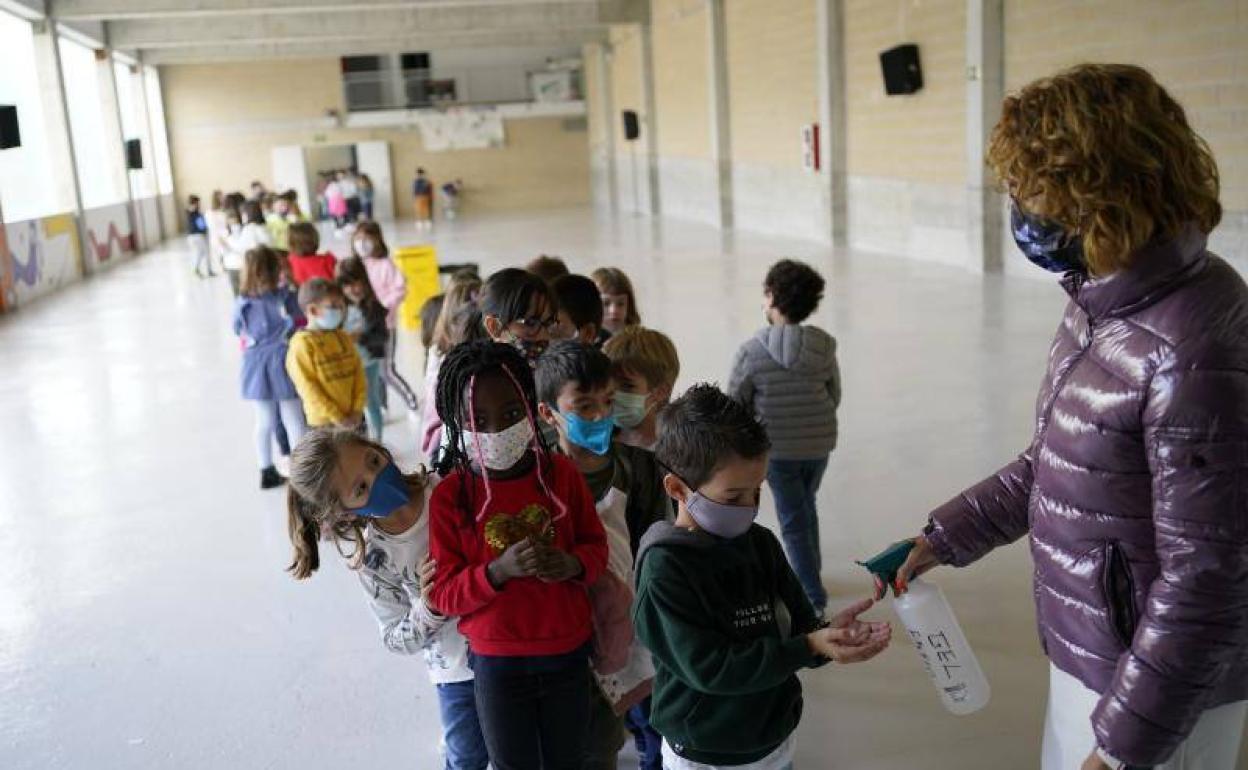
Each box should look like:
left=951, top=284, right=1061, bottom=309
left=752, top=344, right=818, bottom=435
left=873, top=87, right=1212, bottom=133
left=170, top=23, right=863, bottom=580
left=125, top=138, right=143, bottom=169
left=621, top=110, right=640, bottom=141
left=880, top=44, right=923, bottom=95
left=0, top=105, right=20, bottom=149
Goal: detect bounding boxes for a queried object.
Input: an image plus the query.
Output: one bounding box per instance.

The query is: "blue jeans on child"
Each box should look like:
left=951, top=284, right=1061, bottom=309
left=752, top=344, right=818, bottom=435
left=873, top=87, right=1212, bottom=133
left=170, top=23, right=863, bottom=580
left=362, top=357, right=384, bottom=441
left=625, top=696, right=662, bottom=770
left=436, top=680, right=489, bottom=770
left=766, top=457, right=830, bottom=612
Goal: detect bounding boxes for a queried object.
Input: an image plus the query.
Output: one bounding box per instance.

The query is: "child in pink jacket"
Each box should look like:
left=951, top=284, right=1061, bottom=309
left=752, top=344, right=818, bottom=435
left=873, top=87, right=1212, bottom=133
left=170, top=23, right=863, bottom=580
left=352, top=222, right=419, bottom=412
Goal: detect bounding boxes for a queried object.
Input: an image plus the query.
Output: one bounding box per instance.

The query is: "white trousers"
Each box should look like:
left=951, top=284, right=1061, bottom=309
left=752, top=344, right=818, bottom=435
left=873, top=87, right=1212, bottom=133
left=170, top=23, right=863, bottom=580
left=1041, top=664, right=1247, bottom=769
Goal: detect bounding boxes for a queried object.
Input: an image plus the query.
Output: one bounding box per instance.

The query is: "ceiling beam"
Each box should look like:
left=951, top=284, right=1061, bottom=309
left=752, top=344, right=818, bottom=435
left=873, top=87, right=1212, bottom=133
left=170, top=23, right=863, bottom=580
left=141, top=28, right=606, bottom=65
left=107, top=2, right=614, bottom=48
left=48, top=0, right=636, bottom=21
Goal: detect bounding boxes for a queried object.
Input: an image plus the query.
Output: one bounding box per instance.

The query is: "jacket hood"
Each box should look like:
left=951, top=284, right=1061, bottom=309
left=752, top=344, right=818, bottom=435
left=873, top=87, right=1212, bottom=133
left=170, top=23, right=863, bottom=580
left=754, top=324, right=835, bottom=373
left=634, top=521, right=715, bottom=584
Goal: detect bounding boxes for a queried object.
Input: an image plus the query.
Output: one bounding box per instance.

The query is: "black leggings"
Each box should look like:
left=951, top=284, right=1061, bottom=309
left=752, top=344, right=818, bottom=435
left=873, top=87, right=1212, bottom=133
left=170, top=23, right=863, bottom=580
left=471, top=649, right=590, bottom=770
left=383, top=331, right=419, bottom=411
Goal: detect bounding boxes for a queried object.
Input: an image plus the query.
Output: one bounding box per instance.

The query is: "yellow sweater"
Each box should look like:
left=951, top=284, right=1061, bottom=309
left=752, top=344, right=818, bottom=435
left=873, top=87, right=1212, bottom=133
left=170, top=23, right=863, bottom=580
left=286, top=329, right=367, bottom=426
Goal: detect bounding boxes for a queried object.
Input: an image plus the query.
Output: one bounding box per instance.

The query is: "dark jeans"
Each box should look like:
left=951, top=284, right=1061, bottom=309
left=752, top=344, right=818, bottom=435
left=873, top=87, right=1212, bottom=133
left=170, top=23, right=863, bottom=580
left=437, top=680, right=490, bottom=770
left=625, top=696, right=662, bottom=770
left=767, top=457, right=830, bottom=611
left=470, top=647, right=590, bottom=770
left=585, top=682, right=626, bottom=770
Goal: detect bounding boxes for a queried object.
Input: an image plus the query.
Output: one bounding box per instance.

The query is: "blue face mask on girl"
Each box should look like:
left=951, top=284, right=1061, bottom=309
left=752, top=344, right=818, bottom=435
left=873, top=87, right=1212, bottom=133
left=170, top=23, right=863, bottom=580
left=560, top=410, right=615, bottom=456
left=1009, top=201, right=1085, bottom=275
left=348, top=461, right=411, bottom=519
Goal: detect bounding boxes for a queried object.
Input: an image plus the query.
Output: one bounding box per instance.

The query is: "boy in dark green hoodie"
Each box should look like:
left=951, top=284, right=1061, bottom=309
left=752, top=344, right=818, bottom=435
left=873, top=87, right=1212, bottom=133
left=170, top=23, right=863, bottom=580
left=633, top=384, right=891, bottom=768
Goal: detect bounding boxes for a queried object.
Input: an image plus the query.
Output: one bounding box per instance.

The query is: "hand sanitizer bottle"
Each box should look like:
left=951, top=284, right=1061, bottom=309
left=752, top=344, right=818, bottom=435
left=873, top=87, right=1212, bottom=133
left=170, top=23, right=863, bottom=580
left=859, top=541, right=991, bottom=715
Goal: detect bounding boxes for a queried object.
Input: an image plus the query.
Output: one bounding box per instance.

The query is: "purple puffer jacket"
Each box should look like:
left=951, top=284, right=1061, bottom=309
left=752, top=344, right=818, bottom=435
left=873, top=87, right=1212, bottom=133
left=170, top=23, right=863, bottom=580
left=925, top=225, right=1248, bottom=766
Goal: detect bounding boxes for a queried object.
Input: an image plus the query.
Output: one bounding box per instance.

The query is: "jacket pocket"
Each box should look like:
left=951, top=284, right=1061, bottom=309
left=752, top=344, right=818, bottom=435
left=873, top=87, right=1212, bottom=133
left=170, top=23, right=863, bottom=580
left=1102, top=542, right=1138, bottom=649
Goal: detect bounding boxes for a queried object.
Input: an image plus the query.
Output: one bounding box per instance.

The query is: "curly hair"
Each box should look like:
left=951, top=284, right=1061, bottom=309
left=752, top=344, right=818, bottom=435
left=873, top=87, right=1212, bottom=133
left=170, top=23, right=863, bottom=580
left=764, top=259, right=825, bottom=323
left=987, top=63, right=1221, bottom=277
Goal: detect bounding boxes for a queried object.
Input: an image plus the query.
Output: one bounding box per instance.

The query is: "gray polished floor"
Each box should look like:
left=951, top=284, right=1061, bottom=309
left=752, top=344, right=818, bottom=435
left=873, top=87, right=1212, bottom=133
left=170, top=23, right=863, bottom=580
left=1, top=209, right=1236, bottom=768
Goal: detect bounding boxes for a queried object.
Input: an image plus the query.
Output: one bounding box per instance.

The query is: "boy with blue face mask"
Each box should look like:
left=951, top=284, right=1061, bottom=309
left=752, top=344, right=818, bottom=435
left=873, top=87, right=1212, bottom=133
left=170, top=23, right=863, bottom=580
left=286, top=277, right=367, bottom=430
left=634, top=384, right=891, bottom=770
left=535, top=341, right=673, bottom=770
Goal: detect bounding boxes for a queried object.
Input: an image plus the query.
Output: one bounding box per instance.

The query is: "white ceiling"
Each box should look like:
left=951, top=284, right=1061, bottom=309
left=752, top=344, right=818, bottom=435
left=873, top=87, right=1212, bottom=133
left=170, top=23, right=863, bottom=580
left=34, top=0, right=646, bottom=64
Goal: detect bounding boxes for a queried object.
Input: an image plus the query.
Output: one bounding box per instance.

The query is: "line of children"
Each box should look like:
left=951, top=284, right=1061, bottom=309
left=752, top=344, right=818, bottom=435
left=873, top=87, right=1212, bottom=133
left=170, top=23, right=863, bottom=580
left=274, top=244, right=858, bottom=768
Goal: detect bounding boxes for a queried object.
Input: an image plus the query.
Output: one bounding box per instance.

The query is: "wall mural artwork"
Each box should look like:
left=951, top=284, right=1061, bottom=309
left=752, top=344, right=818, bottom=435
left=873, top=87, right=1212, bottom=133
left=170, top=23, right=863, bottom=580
left=82, top=203, right=136, bottom=270
left=0, top=213, right=84, bottom=312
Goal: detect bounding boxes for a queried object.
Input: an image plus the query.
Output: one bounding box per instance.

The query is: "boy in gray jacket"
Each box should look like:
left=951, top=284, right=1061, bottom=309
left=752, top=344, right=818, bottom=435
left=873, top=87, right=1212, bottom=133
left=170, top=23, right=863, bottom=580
left=727, top=259, right=840, bottom=614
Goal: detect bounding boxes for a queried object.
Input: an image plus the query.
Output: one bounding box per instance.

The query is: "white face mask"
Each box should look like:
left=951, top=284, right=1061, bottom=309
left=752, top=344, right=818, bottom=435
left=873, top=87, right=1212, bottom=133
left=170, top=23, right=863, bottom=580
left=460, top=419, right=535, bottom=471
left=355, top=239, right=376, bottom=258
left=612, top=391, right=651, bottom=429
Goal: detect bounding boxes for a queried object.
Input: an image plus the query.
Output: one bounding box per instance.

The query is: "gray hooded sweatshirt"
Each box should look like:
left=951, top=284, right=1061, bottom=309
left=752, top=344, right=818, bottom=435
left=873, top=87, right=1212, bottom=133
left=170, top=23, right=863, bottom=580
left=727, top=324, right=840, bottom=461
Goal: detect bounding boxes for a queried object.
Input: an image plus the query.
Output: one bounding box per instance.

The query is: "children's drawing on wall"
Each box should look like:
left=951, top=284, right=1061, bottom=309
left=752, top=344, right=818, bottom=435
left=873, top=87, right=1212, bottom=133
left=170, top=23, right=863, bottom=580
left=83, top=205, right=136, bottom=270
left=416, top=109, right=505, bottom=151
left=3, top=214, right=83, bottom=308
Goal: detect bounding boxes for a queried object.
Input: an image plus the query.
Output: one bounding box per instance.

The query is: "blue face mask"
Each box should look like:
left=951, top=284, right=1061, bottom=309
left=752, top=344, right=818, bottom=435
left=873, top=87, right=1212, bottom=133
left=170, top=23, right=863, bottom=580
left=1010, top=202, right=1085, bottom=274
left=348, top=461, right=411, bottom=519
left=312, top=307, right=344, bottom=330
left=686, top=490, right=758, bottom=539
left=560, top=410, right=614, bottom=456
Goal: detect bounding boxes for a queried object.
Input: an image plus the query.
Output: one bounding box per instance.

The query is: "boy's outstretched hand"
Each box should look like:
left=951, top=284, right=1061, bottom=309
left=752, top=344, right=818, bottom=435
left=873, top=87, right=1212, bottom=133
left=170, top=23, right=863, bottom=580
left=807, top=598, right=892, bottom=664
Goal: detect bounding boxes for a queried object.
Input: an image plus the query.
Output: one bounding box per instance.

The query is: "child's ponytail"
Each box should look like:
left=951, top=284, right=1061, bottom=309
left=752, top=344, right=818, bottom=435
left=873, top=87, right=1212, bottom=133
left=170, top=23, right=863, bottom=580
left=286, top=489, right=321, bottom=580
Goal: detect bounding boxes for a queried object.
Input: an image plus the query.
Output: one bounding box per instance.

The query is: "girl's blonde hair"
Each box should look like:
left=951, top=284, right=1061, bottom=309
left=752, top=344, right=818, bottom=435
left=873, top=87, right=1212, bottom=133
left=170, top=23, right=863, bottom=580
left=987, top=63, right=1221, bottom=276
left=433, top=270, right=483, bottom=354
left=285, top=428, right=427, bottom=580
left=240, top=246, right=280, bottom=297
left=591, top=267, right=641, bottom=326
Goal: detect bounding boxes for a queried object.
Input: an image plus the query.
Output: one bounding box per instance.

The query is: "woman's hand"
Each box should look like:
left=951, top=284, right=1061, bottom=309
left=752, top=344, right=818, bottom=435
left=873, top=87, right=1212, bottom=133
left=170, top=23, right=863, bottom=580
left=874, top=535, right=942, bottom=599
left=1080, top=750, right=1112, bottom=770
left=534, top=545, right=583, bottom=583
left=807, top=598, right=892, bottom=664
left=487, top=538, right=540, bottom=587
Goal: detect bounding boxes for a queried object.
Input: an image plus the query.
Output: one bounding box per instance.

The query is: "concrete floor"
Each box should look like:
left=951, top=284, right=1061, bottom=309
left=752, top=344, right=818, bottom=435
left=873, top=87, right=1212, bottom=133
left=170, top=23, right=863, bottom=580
left=1, top=208, right=1240, bottom=769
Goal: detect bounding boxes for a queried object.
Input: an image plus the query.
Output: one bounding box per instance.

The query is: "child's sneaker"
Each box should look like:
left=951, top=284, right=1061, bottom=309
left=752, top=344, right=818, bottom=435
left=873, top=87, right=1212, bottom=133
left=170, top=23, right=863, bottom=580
left=274, top=454, right=291, bottom=477
left=260, top=466, right=286, bottom=489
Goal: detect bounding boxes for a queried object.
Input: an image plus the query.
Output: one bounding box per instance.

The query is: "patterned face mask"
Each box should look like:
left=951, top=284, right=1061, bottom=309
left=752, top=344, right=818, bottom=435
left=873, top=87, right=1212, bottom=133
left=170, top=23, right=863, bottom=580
left=461, top=418, right=535, bottom=472
left=1009, top=201, right=1085, bottom=275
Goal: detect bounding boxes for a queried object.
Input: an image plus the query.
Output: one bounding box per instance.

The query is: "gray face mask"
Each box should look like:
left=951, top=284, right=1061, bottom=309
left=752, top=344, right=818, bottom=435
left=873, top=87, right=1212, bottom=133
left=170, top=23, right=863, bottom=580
left=686, top=490, right=758, bottom=539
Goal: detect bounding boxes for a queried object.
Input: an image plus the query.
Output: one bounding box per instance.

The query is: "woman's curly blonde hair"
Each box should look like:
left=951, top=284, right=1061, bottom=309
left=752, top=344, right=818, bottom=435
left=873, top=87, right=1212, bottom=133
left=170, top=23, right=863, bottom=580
left=987, top=63, right=1221, bottom=276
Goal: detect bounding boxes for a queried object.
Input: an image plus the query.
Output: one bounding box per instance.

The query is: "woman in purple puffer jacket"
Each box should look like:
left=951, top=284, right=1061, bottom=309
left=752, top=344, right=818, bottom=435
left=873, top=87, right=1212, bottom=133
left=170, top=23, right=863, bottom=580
left=887, top=64, right=1248, bottom=770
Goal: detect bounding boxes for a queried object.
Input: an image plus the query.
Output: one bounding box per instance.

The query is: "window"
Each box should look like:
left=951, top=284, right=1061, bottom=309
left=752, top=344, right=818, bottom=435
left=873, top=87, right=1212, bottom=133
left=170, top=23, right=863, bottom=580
left=0, top=12, right=62, bottom=222
left=60, top=35, right=126, bottom=209
left=143, top=66, right=173, bottom=195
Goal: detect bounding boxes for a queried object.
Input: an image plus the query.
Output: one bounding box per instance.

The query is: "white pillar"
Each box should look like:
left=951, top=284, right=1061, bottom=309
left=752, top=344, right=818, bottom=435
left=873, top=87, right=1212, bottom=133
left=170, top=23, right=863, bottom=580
left=34, top=20, right=90, bottom=272
left=134, top=60, right=166, bottom=240
left=707, top=0, right=733, bottom=229
left=816, top=0, right=848, bottom=246
left=637, top=22, right=661, bottom=217
left=593, top=42, right=619, bottom=214
left=95, top=45, right=138, bottom=250
left=966, top=0, right=1004, bottom=272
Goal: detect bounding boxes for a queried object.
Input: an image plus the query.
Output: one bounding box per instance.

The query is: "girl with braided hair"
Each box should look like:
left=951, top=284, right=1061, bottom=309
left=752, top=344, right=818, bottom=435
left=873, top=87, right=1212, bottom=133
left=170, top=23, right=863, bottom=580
left=426, top=340, right=608, bottom=770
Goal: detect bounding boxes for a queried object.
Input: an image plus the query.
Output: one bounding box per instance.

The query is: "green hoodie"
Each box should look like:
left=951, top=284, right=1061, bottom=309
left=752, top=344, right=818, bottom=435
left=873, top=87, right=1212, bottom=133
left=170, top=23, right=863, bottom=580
left=632, top=521, right=824, bottom=765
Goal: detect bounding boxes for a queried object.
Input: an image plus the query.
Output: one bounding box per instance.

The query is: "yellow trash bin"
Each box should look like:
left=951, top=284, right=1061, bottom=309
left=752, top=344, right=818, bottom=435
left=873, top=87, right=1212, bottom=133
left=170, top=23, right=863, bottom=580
left=392, top=245, right=441, bottom=332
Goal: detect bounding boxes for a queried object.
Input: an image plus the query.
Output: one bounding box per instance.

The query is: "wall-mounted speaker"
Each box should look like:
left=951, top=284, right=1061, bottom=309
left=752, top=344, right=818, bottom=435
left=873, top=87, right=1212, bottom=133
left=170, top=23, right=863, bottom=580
left=0, top=105, right=20, bottom=150
left=125, top=138, right=143, bottom=170
left=621, top=109, right=640, bottom=141
left=880, top=44, right=923, bottom=96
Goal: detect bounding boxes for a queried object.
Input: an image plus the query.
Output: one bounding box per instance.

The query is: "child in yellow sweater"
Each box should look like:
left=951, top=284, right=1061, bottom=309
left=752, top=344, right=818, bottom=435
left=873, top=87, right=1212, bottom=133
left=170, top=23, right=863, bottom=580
left=286, top=277, right=367, bottom=429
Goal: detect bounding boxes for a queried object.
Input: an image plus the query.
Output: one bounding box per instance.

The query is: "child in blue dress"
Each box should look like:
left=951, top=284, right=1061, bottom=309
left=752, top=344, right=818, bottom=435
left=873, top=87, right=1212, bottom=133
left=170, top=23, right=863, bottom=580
left=233, top=246, right=308, bottom=489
